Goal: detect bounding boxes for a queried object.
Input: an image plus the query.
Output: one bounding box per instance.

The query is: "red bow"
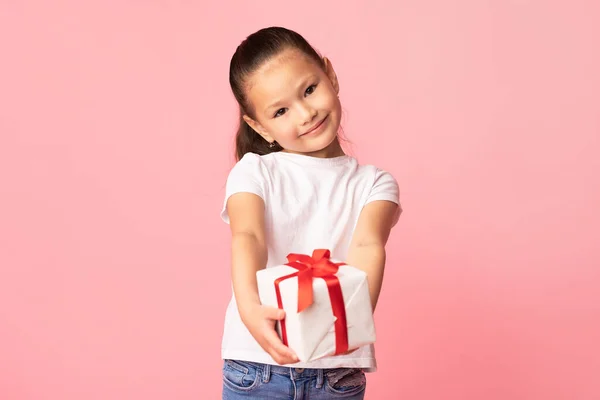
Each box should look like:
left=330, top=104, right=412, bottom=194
left=274, top=249, right=349, bottom=355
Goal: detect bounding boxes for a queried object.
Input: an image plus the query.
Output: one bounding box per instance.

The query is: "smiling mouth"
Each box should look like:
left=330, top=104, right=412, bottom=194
left=301, top=115, right=328, bottom=136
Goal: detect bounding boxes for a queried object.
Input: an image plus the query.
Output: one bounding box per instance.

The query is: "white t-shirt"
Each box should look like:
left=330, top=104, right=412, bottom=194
left=220, top=151, right=401, bottom=371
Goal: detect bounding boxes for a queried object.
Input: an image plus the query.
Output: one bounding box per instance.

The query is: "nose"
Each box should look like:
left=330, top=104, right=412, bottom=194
left=297, top=101, right=317, bottom=125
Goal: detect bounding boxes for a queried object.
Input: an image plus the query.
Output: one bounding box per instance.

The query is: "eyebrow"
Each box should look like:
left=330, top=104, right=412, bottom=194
left=264, top=75, right=318, bottom=111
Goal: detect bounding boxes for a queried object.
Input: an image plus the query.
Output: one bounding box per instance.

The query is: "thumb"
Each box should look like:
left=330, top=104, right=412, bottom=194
left=264, top=306, right=286, bottom=320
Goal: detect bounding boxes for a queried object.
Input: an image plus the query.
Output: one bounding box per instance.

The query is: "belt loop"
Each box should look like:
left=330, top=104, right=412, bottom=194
left=316, top=369, right=324, bottom=388
left=262, top=363, right=271, bottom=383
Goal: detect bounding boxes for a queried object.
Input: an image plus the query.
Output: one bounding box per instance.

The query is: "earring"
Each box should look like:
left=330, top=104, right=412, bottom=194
left=269, top=141, right=277, bottom=148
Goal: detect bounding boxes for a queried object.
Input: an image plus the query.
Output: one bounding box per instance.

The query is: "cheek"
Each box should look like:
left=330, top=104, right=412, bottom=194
left=317, top=90, right=340, bottom=113
left=266, top=119, right=299, bottom=142
left=332, top=96, right=342, bottom=115
left=315, top=89, right=341, bottom=121
left=327, top=96, right=343, bottom=131
left=280, top=124, right=300, bottom=141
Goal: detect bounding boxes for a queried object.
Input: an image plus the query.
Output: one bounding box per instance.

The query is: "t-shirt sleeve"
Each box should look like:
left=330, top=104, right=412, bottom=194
left=220, top=153, right=267, bottom=224
left=365, top=168, right=402, bottom=226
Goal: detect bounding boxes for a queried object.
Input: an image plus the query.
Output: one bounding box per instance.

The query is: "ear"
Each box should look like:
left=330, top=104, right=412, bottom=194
left=323, top=57, right=339, bottom=94
left=242, top=114, right=275, bottom=144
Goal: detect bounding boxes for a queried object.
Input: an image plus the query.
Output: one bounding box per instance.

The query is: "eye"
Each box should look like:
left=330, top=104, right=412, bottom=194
left=274, top=108, right=287, bottom=118
left=305, top=84, right=317, bottom=96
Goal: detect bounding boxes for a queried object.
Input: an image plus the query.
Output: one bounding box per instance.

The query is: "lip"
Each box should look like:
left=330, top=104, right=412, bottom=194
left=301, top=115, right=328, bottom=137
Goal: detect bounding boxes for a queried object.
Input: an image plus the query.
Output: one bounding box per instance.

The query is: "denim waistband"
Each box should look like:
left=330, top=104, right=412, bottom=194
left=225, top=359, right=326, bottom=383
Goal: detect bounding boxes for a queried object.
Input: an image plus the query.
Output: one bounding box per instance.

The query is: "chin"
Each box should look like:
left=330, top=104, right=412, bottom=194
left=304, top=135, right=341, bottom=155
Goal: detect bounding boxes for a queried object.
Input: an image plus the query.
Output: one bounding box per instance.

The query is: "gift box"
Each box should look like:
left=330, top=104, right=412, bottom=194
left=256, top=249, right=376, bottom=362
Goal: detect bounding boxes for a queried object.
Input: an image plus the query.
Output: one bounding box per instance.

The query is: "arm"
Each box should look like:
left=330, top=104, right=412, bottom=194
left=227, top=192, right=298, bottom=364
left=346, top=200, right=400, bottom=311
left=228, top=192, right=267, bottom=316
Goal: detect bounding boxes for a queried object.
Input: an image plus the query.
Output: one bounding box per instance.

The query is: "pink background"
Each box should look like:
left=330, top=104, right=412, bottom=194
left=1, top=1, right=599, bottom=399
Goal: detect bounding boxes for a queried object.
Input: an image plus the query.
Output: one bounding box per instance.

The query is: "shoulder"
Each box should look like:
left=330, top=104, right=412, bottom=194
left=221, top=153, right=268, bottom=223
left=372, top=167, right=399, bottom=188
left=353, top=161, right=399, bottom=188
left=223, top=152, right=271, bottom=198
left=356, top=163, right=402, bottom=226
left=232, top=152, right=264, bottom=170
left=353, top=162, right=400, bottom=207
left=226, top=152, right=269, bottom=180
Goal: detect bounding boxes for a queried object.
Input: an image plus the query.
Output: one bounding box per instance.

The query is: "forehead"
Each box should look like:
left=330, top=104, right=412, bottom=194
left=246, top=49, right=322, bottom=105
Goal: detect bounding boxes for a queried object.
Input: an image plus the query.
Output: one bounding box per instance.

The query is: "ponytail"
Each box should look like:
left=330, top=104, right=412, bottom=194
left=235, top=110, right=282, bottom=161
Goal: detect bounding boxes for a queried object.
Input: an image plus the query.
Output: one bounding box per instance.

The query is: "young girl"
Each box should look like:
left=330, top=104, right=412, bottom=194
left=220, top=27, right=401, bottom=399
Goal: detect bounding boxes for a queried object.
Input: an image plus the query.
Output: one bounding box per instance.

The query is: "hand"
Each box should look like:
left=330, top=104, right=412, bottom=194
left=240, top=304, right=299, bottom=365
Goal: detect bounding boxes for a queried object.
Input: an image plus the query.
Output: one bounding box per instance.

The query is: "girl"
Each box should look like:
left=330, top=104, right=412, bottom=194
left=220, top=27, right=401, bottom=399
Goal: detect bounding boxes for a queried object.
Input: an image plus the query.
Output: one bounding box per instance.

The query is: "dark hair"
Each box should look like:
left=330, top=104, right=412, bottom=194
left=229, top=27, right=326, bottom=161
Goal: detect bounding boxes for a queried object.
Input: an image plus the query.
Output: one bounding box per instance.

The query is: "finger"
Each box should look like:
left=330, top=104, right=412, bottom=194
left=269, top=350, right=297, bottom=366
left=268, top=350, right=292, bottom=366
left=270, top=354, right=286, bottom=365
left=263, top=306, right=285, bottom=320
left=264, top=327, right=298, bottom=362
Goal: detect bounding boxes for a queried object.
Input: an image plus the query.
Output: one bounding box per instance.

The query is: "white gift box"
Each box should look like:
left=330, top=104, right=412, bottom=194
left=256, top=262, right=376, bottom=362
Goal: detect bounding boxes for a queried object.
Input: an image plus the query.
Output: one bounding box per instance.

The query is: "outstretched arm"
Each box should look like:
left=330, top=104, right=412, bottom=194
left=346, top=200, right=400, bottom=311
left=227, top=192, right=298, bottom=365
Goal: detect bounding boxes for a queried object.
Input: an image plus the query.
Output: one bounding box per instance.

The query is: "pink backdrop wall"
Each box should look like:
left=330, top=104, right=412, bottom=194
left=1, top=1, right=599, bottom=399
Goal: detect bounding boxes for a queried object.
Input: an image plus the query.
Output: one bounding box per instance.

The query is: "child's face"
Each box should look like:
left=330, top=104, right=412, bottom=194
left=243, top=48, right=342, bottom=157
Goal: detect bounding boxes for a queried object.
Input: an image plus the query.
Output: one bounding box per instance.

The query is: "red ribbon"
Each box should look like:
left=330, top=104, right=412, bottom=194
left=274, top=249, right=349, bottom=355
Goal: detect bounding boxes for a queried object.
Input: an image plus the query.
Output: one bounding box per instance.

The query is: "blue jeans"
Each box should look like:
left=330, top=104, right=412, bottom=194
left=222, top=359, right=367, bottom=399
